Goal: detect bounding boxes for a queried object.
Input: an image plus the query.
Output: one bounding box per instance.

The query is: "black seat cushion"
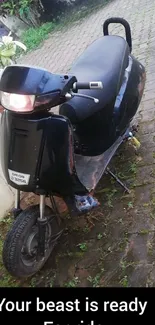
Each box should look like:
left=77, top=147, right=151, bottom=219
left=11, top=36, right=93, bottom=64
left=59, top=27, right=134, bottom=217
left=59, top=35, right=130, bottom=123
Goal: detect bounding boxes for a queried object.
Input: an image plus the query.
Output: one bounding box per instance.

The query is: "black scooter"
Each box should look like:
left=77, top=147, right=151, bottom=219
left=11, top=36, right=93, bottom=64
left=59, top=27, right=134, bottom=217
left=0, top=18, right=146, bottom=278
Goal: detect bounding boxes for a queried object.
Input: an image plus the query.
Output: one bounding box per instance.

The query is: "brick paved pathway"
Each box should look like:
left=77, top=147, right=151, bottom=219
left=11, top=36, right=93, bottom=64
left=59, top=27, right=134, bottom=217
left=17, top=0, right=155, bottom=287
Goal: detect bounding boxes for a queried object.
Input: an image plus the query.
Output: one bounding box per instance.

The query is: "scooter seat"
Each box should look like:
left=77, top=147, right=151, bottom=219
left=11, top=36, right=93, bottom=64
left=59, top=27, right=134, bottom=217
left=59, top=35, right=130, bottom=123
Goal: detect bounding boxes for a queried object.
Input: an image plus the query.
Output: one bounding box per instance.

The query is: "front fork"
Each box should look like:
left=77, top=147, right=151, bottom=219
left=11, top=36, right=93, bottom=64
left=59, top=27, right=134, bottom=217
left=37, top=194, right=48, bottom=258
left=12, top=189, right=22, bottom=218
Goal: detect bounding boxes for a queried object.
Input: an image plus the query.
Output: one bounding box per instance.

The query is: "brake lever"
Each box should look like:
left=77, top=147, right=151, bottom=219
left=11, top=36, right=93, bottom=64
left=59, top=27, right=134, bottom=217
left=65, top=92, right=99, bottom=103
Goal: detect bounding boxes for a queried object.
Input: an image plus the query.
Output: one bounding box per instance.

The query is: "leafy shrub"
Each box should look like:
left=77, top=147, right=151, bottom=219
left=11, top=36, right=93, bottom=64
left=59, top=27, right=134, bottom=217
left=21, top=22, right=56, bottom=51
left=0, top=0, right=32, bottom=16
left=0, top=32, right=26, bottom=67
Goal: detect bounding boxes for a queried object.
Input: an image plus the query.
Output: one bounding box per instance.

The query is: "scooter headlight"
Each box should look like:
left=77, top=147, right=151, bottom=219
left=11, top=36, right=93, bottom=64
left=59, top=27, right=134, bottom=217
left=0, top=91, right=35, bottom=112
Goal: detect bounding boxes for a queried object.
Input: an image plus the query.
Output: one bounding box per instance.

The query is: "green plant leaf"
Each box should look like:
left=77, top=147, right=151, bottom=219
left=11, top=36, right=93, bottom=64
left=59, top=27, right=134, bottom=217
left=0, top=46, right=16, bottom=57
left=1, top=3, right=12, bottom=9
left=1, top=56, right=12, bottom=67
left=19, top=8, right=24, bottom=16
left=13, top=41, right=27, bottom=51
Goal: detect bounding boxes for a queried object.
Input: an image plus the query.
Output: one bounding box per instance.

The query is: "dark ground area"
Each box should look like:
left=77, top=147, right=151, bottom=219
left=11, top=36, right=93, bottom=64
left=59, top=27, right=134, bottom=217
left=1, top=129, right=155, bottom=287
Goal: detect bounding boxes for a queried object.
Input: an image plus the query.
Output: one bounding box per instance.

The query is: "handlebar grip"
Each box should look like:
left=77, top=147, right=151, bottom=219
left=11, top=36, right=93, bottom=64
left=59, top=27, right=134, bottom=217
left=73, top=81, right=103, bottom=90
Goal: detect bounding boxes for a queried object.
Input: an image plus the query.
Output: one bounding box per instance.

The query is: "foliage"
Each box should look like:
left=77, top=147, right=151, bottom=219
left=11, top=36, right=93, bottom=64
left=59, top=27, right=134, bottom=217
left=0, top=32, right=27, bottom=67
left=0, top=0, right=41, bottom=27
left=1, top=0, right=32, bottom=16
left=21, top=22, right=56, bottom=51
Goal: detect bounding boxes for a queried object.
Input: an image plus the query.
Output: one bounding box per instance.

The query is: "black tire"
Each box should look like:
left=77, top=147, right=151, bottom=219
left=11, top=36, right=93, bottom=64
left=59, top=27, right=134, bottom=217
left=2, top=205, right=62, bottom=278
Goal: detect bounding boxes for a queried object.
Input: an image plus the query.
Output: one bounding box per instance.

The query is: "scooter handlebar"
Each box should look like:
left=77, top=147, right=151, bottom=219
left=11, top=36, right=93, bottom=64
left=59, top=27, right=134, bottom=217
left=73, top=81, right=103, bottom=90
left=65, top=81, right=103, bottom=104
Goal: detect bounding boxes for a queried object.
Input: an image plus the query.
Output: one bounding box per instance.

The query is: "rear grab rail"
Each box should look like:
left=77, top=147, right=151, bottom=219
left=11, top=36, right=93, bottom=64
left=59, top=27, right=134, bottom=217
left=103, top=17, right=132, bottom=52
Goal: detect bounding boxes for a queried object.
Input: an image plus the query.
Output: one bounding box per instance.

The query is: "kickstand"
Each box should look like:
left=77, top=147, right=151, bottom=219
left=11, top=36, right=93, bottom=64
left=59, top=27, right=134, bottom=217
left=106, top=167, right=130, bottom=194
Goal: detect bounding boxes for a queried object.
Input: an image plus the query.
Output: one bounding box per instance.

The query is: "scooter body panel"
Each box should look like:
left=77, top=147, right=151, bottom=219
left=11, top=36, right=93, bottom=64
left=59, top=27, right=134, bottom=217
left=115, top=55, right=146, bottom=133
left=0, top=110, right=87, bottom=196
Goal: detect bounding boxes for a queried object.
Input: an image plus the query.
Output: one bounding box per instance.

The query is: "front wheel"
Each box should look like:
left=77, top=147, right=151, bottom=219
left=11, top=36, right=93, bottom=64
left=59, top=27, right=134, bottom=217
left=2, top=205, right=62, bottom=278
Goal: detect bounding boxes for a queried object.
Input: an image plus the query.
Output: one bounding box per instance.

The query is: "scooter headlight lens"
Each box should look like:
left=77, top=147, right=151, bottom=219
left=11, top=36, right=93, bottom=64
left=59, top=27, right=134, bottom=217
left=0, top=91, right=35, bottom=112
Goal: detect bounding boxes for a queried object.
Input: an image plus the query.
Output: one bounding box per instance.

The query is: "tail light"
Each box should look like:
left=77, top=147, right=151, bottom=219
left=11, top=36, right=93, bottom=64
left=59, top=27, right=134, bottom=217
left=0, top=91, right=35, bottom=112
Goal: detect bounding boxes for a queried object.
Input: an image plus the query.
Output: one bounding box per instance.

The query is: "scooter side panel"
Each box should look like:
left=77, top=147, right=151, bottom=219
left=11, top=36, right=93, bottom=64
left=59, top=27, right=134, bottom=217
left=0, top=110, right=87, bottom=195
left=0, top=110, right=43, bottom=192
left=38, top=115, right=87, bottom=195
left=75, top=128, right=129, bottom=191
left=115, top=55, right=146, bottom=133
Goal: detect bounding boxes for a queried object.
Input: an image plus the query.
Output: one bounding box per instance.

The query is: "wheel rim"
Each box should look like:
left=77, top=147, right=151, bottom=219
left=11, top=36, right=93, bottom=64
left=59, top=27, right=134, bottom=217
left=21, top=222, right=52, bottom=267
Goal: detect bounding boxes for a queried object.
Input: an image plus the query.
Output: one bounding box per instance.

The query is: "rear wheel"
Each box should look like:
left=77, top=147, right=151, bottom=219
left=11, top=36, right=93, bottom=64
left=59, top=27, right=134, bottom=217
left=2, top=205, right=62, bottom=278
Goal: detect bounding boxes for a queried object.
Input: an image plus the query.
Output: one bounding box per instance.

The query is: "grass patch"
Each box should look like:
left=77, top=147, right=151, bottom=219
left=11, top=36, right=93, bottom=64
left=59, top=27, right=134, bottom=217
left=87, top=269, right=104, bottom=287
left=119, top=275, right=128, bottom=287
left=77, top=242, right=88, bottom=252
left=21, top=22, right=57, bottom=52
left=65, top=277, right=80, bottom=287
